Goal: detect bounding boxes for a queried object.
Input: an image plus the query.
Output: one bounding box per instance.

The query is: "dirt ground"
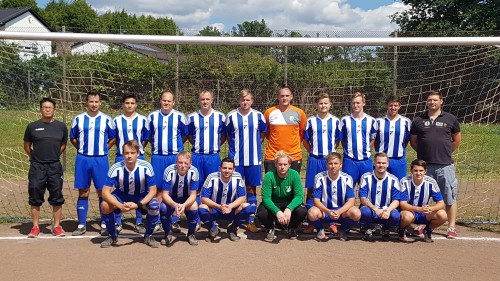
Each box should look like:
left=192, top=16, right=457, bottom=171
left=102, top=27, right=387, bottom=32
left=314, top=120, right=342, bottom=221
left=1, top=221, right=499, bottom=281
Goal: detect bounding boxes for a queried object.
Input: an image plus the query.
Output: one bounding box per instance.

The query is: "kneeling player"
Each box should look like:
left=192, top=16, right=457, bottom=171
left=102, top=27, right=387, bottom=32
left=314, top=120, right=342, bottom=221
left=359, top=152, right=401, bottom=241
left=198, top=158, right=255, bottom=242
left=100, top=140, right=161, bottom=248
left=307, top=152, right=361, bottom=241
left=399, top=159, right=447, bottom=242
left=160, top=151, right=200, bottom=246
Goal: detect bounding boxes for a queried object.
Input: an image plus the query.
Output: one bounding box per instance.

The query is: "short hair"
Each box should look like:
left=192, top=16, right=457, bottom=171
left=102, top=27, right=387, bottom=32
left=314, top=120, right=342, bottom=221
left=240, top=89, right=253, bottom=99
left=220, top=157, right=235, bottom=168
left=278, top=86, right=292, bottom=95
left=161, top=91, right=174, bottom=101
left=374, top=152, right=388, bottom=160
left=40, top=97, right=56, bottom=108
left=176, top=151, right=192, bottom=161
left=123, top=140, right=140, bottom=153
left=426, top=90, right=443, bottom=100
left=274, top=150, right=292, bottom=164
left=86, top=91, right=101, bottom=101
left=385, top=94, right=400, bottom=105
left=410, top=159, right=427, bottom=170
left=326, top=152, right=342, bottom=162
left=199, top=90, right=213, bottom=99
left=122, top=94, right=137, bottom=103
left=351, top=92, right=366, bottom=102
left=315, top=92, right=331, bottom=103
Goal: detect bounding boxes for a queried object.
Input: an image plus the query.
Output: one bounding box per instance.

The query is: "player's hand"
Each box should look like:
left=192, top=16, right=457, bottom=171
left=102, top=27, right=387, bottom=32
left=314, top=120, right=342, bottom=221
left=276, top=211, right=287, bottom=225
left=221, top=204, right=231, bottom=214
left=330, top=210, right=340, bottom=220
left=422, top=205, right=432, bottom=214
left=176, top=203, right=185, bottom=216
left=283, top=208, right=292, bottom=225
left=380, top=209, right=390, bottom=219
left=120, top=202, right=132, bottom=212
left=375, top=208, right=384, bottom=218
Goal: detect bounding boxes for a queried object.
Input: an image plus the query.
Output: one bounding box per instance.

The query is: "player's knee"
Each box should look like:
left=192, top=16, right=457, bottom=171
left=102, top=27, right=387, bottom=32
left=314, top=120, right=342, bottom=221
left=147, top=198, right=160, bottom=216
left=348, top=206, right=361, bottom=220
left=436, top=209, right=448, bottom=222
left=188, top=201, right=198, bottom=211
left=399, top=211, right=413, bottom=226
left=101, top=201, right=113, bottom=214
left=78, top=188, right=90, bottom=197
left=199, top=204, right=209, bottom=210
left=159, top=202, right=168, bottom=215
left=307, top=207, right=320, bottom=220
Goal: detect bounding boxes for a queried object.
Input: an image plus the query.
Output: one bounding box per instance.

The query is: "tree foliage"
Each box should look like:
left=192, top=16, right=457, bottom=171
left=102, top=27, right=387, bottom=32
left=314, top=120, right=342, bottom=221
left=231, top=19, right=272, bottom=37
left=41, top=0, right=98, bottom=32
left=0, top=0, right=40, bottom=13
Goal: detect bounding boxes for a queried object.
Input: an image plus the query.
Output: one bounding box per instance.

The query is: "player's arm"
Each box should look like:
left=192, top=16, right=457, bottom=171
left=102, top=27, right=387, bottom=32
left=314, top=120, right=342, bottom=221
left=107, top=138, right=116, bottom=150
left=302, top=139, right=311, bottom=152
left=227, top=195, right=246, bottom=210
left=136, top=185, right=157, bottom=209
left=187, top=135, right=194, bottom=145
left=313, top=198, right=330, bottom=214
left=220, top=133, right=227, bottom=146
left=451, top=131, right=461, bottom=152
left=102, top=185, right=126, bottom=211
left=184, top=189, right=197, bottom=207
left=23, top=141, right=32, bottom=157
left=428, top=200, right=445, bottom=213
left=410, top=134, right=418, bottom=152
left=399, top=200, right=423, bottom=213
left=360, top=197, right=382, bottom=214
left=201, top=196, right=222, bottom=211
left=336, top=197, right=355, bottom=216
left=162, top=189, right=178, bottom=208
left=70, top=138, right=78, bottom=149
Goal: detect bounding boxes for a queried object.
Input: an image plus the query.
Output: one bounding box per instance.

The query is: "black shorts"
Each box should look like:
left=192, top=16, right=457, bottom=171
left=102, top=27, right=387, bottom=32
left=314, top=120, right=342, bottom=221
left=28, top=161, right=65, bottom=206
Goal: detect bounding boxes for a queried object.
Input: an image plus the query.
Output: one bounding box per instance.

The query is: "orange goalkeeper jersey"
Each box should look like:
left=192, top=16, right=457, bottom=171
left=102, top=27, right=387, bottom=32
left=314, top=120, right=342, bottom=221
left=264, top=105, right=307, bottom=161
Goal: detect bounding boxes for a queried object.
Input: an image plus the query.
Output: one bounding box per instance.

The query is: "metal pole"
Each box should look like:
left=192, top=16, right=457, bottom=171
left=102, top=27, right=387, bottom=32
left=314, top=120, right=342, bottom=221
left=284, top=29, right=288, bottom=87
left=393, top=31, right=398, bottom=96
left=175, top=28, right=180, bottom=102
left=61, top=26, right=68, bottom=171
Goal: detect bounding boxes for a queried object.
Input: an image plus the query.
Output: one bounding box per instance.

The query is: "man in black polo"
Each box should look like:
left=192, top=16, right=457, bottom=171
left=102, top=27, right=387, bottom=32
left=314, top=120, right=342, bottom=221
left=410, top=90, right=461, bottom=239
left=23, top=97, right=68, bottom=238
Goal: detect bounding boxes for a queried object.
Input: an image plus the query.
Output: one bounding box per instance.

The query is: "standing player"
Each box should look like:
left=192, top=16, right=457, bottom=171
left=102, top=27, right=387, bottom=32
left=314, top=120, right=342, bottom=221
left=359, top=153, right=401, bottom=241
left=303, top=92, right=342, bottom=234
left=375, top=95, right=411, bottom=180
left=264, top=86, right=307, bottom=173
left=399, top=159, right=448, bottom=242
left=100, top=140, right=160, bottom=248
left=256, top=151, right=307, bottom=242
left=160, top=151, right=200, bottom=246
left=23, top=97, right=68, bottom=238
left=340, top=92, right=377, bottom=185
left=148, top=91, right=188, bottom=233
left=70, top=91, right=116, bottom=236
left=307, top=152, right=361, bottom=241
left=198, top=158, right=255, bottom=242
left=113, top=94, right=150, bottom=233
left=225, top=89, right=267, bottom=233
left=410, top=90, right=461, bottom=238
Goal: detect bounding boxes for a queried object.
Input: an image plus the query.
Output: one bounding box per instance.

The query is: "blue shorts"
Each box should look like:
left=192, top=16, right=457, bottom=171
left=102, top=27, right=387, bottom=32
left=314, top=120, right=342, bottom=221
left=235, top=165, right=262, bottom=186
left=110, top=190, right=146, bottom=214
left=342, top=157, right=373, bottom=185
left=192, top=153, right=221, bottom=184
left=115, top=154, right=145, bottom=164
left=151, top=154, right=177, bottom=188
left=413, top=212, right=430, bottom=225
left=388, top=157, right=407, bottom=180
left=74, top=154, right=109, bottom=190
left=210, top=207, right=237, bottom=221
left=305, top=156, right=327, bottom=189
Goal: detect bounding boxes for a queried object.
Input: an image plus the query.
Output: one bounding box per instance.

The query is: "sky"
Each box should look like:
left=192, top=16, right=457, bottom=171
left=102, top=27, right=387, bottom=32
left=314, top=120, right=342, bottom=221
left=35, top=0, right=409, bottom=33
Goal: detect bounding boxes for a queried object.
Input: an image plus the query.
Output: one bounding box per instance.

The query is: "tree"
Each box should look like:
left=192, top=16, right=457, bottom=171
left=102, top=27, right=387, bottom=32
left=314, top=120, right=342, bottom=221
left=392, top=0, right=500, bottom=33
left=231, top=19, right=272, bottom=37
left=0, top=0, right=40, bottom=13
left=198, top=25, right=222, bottom=36
left=41, top=0, right=98, bottom=32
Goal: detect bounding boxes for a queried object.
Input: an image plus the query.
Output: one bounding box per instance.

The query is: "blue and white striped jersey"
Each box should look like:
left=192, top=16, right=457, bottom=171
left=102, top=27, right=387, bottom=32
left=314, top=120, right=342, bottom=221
left=375, top=115, right=411, bottom=158
left=163, top=163, right=200, bottom=199
left=70, top=112, right=115, bottom=156
left=148, top=109, right=188, bottom=155
left=304, top=114, right=342, bottom=157
left=226, top=108, right=267, bottom=166
left=399, top=175, right=443, bottom=206
left=341, top=114, right=377, bottom=161
left=105, top=159, right=155, bottom=196
left=188, top=109, right=225, bottom=154
left=114, top=113, right=149, bottom=156
left=313, top=171, right=355, bottom=210
left=358, top=172, right=401, bottom=209
left=201, top=172, right=246, bottom=205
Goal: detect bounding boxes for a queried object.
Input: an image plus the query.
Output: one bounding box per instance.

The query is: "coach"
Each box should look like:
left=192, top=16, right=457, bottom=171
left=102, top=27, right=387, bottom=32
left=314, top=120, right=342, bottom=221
left=410, top=90, right=461, bottom=239
left=23, top=97, right=68, bottom=238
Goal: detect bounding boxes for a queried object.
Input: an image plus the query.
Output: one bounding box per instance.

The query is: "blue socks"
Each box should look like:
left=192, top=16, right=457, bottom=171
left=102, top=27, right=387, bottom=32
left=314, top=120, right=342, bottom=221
left=76, top=197, right=88, bottom=226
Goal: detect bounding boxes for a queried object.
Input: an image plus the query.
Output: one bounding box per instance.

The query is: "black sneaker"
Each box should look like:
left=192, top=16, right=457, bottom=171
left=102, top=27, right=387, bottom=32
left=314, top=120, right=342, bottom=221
left=171, top=222, right=181, bottom=234
left=161, top=233, right=173, bottom=247
left=265, top=228, right=276, bottom=242
left=228, top=229, right=240, bottom=242
left=381, top=229, right=391, bottom=241
left=363, top=228, right=374, bottom=241
left=144, top=236, right=159, bottom=248
left=187, top=233, right=198, bottom=246
left=135, top=223, right=146, bottom=234
left=100, top=236, right=118, bottom=248
left=287, top=228, right=298, bottom=240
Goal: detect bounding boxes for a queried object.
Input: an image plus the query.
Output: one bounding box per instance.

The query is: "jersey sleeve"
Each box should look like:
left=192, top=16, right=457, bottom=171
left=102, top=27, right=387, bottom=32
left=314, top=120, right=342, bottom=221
left=236, top=177, right=246, bottom=198
left=335, top=119, right=342, bottom=143
left=23, top=124, right=32, bottom=142
left=370, top=118, right=377, bottom=140
left=358, top=177, right=369, bottom=198
left=107, top=117, right=116, bottom=140
left=70, top=117, right=79, bottom=139
left=304, top=119, right=312, bottom=141
left=259, top=112, right=268, bottom=133
left=189, top=168, right=200, bottom=191
left=399, top=180, right=409, bottom=201
left=299, top=109, right=307, bottom=141
left=345, top=186, right=355, bottom=200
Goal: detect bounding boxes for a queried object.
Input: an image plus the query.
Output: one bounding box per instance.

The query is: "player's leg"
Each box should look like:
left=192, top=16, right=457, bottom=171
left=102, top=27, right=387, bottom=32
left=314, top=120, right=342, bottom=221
left=307, top=206, right=326, bottom=239
left=198, top=204, right=218, bottom=238
left=304, top=157, right=326, bottom=234
left=143, top=198, right=160, bottom=248
left=388, top=157, right=407, bottom=181
left=442, top=164, right=458, bottom=238
left=360, top=206, right=376, bottom=241
left=255, top=203, right=276, bottom=241
left=342, top=157, right=360, bottom=186
left=73, top=154, right=92, bottom=235
left=288, top=205, right=307, bottom=239
left=241, top=165, right=261, bottom=232
left=338, top=206, right=361, bottom=241
left=398, top=210, right=415, bottom=241
left=27, top=161, right=47, bottom=237
left=113, top=156, right=125, bottom=230
left=379, top=209, right=401, bottom=241
left=159, top=202, right=175, bottom=244
left=100, top=192, right=122, bottom=248
left=185, top=201, right=200, bottom=245
left=229, top=203, right=256, bottom=240
left=91, top=156, right=110, bottom=234
left=46, top=161, right=65, bottom=236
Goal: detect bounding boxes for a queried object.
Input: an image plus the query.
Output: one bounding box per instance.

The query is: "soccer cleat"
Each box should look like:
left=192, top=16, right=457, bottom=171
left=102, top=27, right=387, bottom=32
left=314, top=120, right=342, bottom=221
left=228, top=230, right=241, bottom=242
left=303, top=224, right=315, bottom=234
left=115, top=224, right=123, bottom=234
left=100, top=223, right=108, bottom=236
left=413, top=225, right=425, bottom=238
left=316, top=228, right=326, bottom=240
left=381, top=229, right=391, bottom=241
left=246, top=222, right=260, bottom=233
left=144, top=236, right=160, bottom=248
left=208, top=225, right=220, bottom=239
left=171, top=222, right=181, bottom=233
left=398, top=228, right=408, bottom=242
left=52, top=225, right=65, bottom=237
left=363, top=228, right=373, bottom=241
left=72, top=225, right=86, bottom=236
left=328, top=223, right=338, bottom=234
left=287, top=228, right=298, bottom=240
left=100, top=236, right=118, bottom=248
left=187, top=233, right=198, bottom=246
left=446, top=227, right=457, bottom=239
left=423, top=232, right=434, bottom=243
left=28, top=226, right=40, bottom=238
left=265, top=228, right=276, bottom=242
left=134, top=223, right=146, bottom=234
left=338, top=229, right=348, bottom=241
left=161, top=233, right=173, bottom=247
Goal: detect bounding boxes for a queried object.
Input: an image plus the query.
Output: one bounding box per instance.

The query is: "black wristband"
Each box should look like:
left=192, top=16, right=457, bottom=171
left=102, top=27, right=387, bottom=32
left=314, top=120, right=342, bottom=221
left=137, top=202, right=143, bottom=210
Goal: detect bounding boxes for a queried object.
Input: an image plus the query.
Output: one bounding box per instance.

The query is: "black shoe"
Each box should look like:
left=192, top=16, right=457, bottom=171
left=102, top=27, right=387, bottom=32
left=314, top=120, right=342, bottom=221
left=100, top=236, right=118, bottom=248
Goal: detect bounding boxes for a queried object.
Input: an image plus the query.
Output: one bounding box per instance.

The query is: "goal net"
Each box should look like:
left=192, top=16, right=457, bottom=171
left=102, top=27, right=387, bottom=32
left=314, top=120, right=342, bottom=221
left=0, top=29, right=499, bottom=224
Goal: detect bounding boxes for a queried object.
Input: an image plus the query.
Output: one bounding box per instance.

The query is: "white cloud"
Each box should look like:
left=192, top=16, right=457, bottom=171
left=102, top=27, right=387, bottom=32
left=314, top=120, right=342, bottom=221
left=86, top=0, right=408, bottom=34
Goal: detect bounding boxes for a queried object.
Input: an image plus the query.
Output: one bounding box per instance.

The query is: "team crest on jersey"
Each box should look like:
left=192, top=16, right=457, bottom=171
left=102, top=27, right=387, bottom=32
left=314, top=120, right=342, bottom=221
left=286, top=186, right=292, bottom=192
left=424, top=121, right=431, bottom=126
left=436, top=122, right=444, bottom=127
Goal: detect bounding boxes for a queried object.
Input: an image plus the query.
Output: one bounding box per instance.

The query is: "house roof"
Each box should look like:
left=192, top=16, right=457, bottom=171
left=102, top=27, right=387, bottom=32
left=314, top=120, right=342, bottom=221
left=71, top=41, right=176, bottom=61
left=0, top=7, right=54, bottom=31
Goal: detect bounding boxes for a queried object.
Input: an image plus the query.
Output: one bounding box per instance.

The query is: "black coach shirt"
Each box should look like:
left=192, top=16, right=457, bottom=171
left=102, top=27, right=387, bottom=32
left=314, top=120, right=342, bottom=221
left=410, top=111, right=460, bottom=165
left=23, top=120, right=68, bottom=164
